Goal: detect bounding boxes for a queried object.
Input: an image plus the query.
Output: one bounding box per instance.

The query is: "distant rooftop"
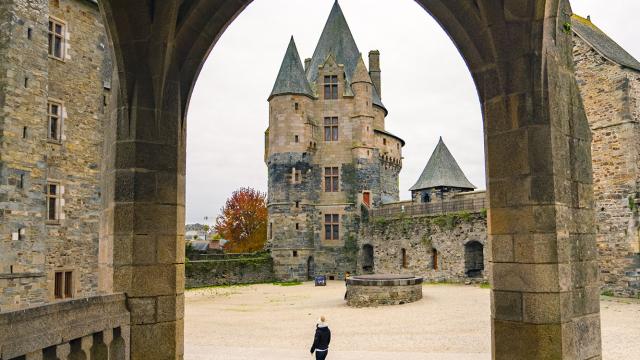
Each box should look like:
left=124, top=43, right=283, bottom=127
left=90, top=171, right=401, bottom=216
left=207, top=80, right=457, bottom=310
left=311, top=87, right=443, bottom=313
left=410, top=137, right=475, bottom=191
left=572, top=14, right=640, bottom=72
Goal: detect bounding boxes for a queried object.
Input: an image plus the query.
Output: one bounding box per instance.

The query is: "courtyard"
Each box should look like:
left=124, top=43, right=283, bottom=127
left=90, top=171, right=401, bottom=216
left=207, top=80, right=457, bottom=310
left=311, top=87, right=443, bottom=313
left=185, top=281, right=640, bottom=359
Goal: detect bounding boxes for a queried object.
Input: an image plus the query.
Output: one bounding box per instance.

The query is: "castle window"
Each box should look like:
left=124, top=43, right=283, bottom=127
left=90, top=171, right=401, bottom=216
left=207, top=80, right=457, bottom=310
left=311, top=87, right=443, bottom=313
left=324, top=214, right=340, bottom=240
left=48, top=18, right=65, bottom=60
left=295, top=201, right=300, bottom=208
left=47, top=182, right=60, bottom=221
left=324, top=75, right=338, bottom=100
left=294, top=135, right=299, bottom=143
left=294, top=103, right=299, bottom=110
left=54, top=270, right=73, bottom=299
left=296, top=223, right=299, bottom=230
left=383, top=138, right=387, bottom=145
left=291, top=168, right=302, bottom=184
left=401, top=248, right=408, bottom=269
left=324, top=117, right=338, bottom=141
left=23, top=126, right=28, bottom=139
left=18, top=173, right=25, bottom=189
left=47, top=101, right=62, bottom=142
left=269, top=222, right=273, bottom=239
left=27, top=27, right=32, bottom=40
left=324, top=167, right=339, bottom=192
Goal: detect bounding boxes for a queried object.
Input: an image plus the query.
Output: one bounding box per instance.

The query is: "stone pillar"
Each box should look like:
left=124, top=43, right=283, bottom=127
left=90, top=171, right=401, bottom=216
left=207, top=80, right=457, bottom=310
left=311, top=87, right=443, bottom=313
left=56, top=343, right=70, bottom=360
left=98, top=0, right=186, bottom=358
left=26, top=350, right=44, bottom=360
left=485, top=1, right=601, bottom=359
left=91, top=331, right=110, bottom=360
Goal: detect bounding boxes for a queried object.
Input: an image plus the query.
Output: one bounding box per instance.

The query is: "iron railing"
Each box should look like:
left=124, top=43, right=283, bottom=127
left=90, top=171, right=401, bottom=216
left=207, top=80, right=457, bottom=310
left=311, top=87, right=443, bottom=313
left=369, top=198, right=487, bottom=219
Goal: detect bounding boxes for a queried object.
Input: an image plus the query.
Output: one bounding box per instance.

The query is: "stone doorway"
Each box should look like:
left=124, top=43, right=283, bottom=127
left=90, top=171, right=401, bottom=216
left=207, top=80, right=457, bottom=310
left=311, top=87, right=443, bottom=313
left=99, top=0, right=602, bottom=358
left=307, top=256, right=315, bottom=280
left=464, top=241, right=484, bottom=278
left=362, top=244, right=374, bottom=273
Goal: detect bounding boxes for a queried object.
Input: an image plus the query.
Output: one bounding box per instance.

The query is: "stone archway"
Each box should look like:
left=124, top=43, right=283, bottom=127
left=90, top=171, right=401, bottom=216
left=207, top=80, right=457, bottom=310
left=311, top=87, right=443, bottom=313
left=97, top=0, right=601, bottom=359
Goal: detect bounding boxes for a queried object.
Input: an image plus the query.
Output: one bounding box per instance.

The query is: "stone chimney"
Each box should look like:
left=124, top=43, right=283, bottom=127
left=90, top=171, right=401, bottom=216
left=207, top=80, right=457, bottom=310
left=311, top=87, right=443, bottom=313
left=304, top=58, right=311, bottom=72
left=368, top=50, right=381, bottom=98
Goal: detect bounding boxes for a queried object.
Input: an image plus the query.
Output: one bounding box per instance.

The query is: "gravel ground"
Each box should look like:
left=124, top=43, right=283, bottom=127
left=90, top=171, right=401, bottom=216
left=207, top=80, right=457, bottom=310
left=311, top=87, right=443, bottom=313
left=184, top=281, right=640, bottom=360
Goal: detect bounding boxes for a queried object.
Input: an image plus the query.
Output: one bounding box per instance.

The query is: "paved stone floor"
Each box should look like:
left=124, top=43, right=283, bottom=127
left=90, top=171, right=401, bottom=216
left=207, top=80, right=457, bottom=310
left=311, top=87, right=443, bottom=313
left=185, top=281, right=640, bottom=360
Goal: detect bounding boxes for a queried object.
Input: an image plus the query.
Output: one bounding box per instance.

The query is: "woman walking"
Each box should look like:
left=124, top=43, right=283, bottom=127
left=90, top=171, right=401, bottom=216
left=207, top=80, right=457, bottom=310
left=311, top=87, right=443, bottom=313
left=310, top=315, right=331, bottom=359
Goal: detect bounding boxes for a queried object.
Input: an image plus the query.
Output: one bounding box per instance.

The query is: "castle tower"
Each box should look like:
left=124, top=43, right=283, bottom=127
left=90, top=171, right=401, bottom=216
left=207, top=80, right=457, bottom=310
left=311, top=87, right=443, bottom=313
left=410, top=137, right=475, bottom=203
left=265, top=1, right=404, bottom=280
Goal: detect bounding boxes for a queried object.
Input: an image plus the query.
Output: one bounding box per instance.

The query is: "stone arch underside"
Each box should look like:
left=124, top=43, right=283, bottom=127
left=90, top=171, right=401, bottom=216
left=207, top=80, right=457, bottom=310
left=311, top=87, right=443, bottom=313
left=98, top=0, right=602, bottom=359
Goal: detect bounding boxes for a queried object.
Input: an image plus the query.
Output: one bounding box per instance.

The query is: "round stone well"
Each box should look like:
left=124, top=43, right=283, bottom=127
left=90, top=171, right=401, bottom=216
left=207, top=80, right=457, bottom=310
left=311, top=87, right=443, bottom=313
left=345, top=274, right=423, bottom=307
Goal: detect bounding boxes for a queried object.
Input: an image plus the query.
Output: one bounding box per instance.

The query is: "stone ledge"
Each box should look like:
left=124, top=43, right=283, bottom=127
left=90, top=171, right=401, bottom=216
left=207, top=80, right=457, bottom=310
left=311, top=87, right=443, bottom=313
left=0, top=272, right=45, bottom=280
left=0, top=293, right=130, bottom=358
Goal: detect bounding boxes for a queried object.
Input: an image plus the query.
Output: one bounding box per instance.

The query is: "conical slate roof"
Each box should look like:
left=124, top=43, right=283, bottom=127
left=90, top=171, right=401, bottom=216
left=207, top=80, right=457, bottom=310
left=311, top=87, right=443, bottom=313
left=410, top=137, right=476, bottom=191
left=572, top=15, right=640, bottom=72
left=307, top=1, right=386, bottom=112
left=269, top=37, right=314, bottom=100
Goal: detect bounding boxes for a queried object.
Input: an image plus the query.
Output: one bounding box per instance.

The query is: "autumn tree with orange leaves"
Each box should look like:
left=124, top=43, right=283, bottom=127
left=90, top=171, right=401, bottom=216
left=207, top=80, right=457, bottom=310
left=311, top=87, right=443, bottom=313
left=215, top=187, right=268, bottom=253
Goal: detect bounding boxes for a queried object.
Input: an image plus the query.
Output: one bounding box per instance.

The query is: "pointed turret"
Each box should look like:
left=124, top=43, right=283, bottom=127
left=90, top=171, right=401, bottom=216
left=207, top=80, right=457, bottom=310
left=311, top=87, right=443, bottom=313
left=352, top=56, right=373, bottom=85
left=410, top=137, right=476, bottom=192
left=307, top=1, right=385, bottom=112
left=269, top=37, right=314, bottom=100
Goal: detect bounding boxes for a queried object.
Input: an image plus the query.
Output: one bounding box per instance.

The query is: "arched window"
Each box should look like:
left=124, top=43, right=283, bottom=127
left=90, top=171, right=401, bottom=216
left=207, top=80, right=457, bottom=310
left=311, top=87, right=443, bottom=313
left=362, top=244, right=374, bottom=272
left=432, top=248, right=438, bottom=270
left=401, top=248, right=408, bottom=269
left=464, top=241, right=484, bottom=278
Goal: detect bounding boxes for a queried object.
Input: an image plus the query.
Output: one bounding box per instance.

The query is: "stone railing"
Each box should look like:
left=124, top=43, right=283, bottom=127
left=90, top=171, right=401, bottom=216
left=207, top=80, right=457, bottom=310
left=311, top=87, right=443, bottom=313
left=0, top=293, right=130, bottom=360
left=369, top=197, right=487, bottom=219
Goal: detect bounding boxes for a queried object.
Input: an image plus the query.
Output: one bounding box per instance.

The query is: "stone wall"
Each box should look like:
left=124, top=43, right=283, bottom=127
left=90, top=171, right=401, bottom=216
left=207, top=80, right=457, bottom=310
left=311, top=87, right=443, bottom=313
left=185, top=256, right=275, bottom=288
left=0, top=293, right=129, bottom=359
left=359, top=212, right=488, bottom=283
left=0, top=0, right=110, bottom=311
left=573, top=33, right=640, bottom=297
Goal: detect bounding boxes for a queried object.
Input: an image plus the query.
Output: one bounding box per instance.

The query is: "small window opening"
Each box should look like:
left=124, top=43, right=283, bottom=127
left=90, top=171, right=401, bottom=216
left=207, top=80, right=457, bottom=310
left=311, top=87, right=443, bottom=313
left=401, top=248, right=408, bottom=269
left=329, top=275, right=335, bottom=280
left=432, top=248, right=439, bottom=270
left=22, top=126, right=27, bottom=139
left=294, top=103, right=299, bottom=110
left=293, top=250, right=298, bottom=257
left=269, top=223, right=273, bottom=239
left=295, top=201, right=300, bottom=208
left=18, top=174, right=25, bottom=189
left=383, top=138, right=387, bottom=145
left=27, top=28, right=32, bottom=40
left=24, top=77, right=28, bottom=88
left=296, top=223, right=299, bottom=230
left=294, top=135, right=299, bottom=143
left=10, top=265, right=13, bottom=274
left=54, top=271, right=73, bottom=299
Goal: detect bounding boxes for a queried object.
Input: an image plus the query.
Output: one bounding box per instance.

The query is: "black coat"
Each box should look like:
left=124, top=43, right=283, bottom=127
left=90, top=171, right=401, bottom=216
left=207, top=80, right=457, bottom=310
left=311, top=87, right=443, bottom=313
left=310, top=325, right=331, bottom=353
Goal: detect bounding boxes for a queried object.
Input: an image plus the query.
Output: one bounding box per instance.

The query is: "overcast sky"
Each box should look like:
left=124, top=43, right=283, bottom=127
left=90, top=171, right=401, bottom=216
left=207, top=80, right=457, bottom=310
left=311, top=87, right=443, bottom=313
left=185, top=0, right=640, bottom=225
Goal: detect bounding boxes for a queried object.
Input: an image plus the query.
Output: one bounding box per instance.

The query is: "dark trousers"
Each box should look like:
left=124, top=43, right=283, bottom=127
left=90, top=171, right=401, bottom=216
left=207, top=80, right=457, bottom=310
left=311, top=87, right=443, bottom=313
left=315, top=350, right=328, bottom=360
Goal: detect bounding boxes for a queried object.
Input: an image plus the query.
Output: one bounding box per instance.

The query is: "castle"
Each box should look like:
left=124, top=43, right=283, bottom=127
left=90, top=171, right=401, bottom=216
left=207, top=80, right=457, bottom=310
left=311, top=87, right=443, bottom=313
left=360, top=14, right=640, bottom=296
left=0, top=0, right=111, bottom=312
left=265, top=2, right=404, bottom=280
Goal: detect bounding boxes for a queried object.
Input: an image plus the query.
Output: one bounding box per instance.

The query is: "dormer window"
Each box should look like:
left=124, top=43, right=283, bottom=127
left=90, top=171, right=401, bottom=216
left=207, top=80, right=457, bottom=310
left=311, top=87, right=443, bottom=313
left=324, top=75, right=338, bottom=100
